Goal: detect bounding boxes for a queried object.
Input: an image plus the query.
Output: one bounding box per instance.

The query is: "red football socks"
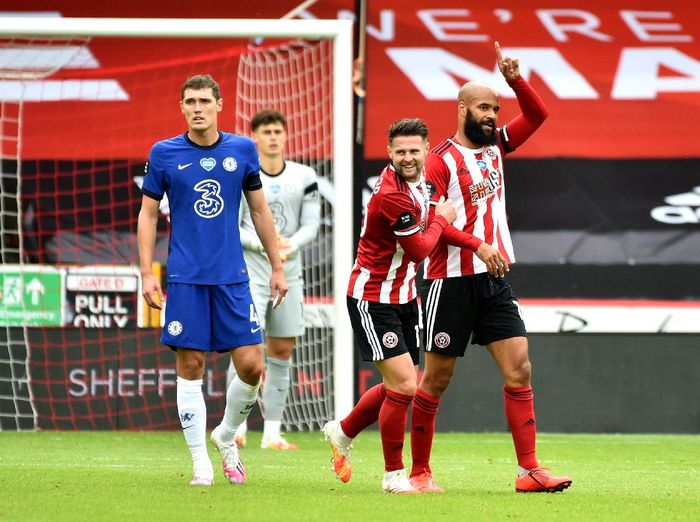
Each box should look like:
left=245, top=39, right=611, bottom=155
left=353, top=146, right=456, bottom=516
left=503, top=385, right=539, bottom=470
left=410, top=387, right=440, bottom=476
left=379, top=389, right=414, bottom=472
left=340, top=383, right=386, bottom=439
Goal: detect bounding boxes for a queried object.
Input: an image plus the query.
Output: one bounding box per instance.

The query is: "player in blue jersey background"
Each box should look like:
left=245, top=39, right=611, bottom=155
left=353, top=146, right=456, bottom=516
left=137, top=74, right=288, bottom=486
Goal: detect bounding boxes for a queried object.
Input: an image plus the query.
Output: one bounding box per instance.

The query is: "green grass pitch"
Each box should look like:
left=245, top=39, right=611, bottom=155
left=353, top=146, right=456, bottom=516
left=1, top=431, right=698, bottom=521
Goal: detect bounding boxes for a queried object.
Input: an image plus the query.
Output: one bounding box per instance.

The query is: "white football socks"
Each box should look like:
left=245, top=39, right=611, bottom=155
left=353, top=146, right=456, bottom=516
left=219, top=375, right=260, bottom=445
left=176, top=377, right=211, bottom=469
left=262, top=357, right=292, bottom=439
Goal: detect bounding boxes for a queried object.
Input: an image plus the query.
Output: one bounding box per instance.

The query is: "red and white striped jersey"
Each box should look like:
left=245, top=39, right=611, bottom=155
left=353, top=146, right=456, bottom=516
left=424, top=75, right=548, bottom=280
left=347, top=164, right=431, bottom=304
left=424, top=135, right=514, bottom=279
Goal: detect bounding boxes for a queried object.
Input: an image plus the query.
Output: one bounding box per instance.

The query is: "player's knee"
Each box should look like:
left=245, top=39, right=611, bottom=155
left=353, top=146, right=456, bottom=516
left=246, top=365, right=265, bottom=385
left=392, top=379, right=417, bottom=397
left=176, top=351, right=205, bottom=379
left=421, top=369, right=453, bottom=396
left=237, top=359, right=264, bottom=385
left=506, top=359, right=531, bottom=387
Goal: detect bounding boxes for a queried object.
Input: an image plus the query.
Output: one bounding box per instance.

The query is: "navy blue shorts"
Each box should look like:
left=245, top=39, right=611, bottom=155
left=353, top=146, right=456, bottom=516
left=161, top=282, right=263, bottom=352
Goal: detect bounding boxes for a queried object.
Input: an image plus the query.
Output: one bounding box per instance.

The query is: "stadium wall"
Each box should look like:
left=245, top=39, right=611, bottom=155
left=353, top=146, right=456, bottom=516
left=359, top=333, right=700, bottom=434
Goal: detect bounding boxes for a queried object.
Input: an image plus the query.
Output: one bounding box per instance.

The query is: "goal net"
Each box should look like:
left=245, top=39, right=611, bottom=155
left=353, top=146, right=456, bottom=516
left=0, top=17, right=353, bottom=432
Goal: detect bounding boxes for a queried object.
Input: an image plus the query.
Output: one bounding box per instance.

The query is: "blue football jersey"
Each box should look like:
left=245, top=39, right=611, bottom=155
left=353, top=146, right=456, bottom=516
left=142, top=132, right=262, bottom=284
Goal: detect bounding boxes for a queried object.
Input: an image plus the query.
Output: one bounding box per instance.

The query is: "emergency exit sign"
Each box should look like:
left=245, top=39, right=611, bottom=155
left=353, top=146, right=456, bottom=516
left=0, top=266, right=63, bottom=326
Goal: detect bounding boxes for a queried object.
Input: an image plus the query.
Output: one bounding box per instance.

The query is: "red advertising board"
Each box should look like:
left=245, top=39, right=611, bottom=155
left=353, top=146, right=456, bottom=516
left=2, top=0, right=700, bottom=159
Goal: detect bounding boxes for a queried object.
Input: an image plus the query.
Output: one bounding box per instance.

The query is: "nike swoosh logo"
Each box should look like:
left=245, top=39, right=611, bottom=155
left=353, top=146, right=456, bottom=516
left=178, top=162, right=193, bottom=170
left=250, top=326, right=261, bottom=333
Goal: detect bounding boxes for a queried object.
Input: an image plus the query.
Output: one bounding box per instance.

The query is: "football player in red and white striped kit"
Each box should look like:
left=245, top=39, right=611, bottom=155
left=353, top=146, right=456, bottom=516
left=323, top=118, right=456, bottom=494
left=409, top=42, right=573, bottom=493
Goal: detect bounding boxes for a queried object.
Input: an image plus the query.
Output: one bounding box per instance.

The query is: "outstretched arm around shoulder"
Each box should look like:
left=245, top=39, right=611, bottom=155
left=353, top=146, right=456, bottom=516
left=396, top=196, right=456, bottom=263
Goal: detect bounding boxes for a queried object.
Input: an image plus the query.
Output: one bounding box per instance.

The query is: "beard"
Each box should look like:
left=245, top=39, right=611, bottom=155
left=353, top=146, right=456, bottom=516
left=464, top=109, right=497, bottom=146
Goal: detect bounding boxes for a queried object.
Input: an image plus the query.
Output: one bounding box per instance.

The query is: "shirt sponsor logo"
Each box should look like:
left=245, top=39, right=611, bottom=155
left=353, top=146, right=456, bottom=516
left=193, top=179, right=224, bottom=219
left=469, top=173, right=501, bottom=205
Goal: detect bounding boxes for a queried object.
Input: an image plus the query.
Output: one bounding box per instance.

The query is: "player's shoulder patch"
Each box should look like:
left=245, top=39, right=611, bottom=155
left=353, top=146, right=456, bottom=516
left=395, top=210, right=417, bottom=231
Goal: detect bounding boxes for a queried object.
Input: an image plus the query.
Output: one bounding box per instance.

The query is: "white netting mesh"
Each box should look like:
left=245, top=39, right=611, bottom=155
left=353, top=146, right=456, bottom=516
left=0, top=37, right=91, bottom=430
left=235, top=39, right=335, bottom=431
left=0, top=32, right=343, bottom=432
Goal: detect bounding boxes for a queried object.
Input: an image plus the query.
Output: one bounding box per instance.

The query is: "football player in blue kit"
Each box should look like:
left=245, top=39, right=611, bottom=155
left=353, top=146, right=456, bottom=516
left=137, top=74, right=288, bottom=486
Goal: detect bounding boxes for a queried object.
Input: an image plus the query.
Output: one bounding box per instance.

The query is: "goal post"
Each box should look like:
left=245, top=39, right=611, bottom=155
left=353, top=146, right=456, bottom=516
left=0, top=17, right=354, bottom=430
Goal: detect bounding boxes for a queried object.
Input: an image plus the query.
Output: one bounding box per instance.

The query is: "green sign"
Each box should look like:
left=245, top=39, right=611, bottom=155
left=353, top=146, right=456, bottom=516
left=0, top=267, right=63, bottom=326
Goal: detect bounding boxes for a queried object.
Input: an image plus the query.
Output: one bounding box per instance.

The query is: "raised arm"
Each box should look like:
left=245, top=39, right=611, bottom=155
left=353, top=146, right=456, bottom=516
left=495, top=41, right=548, bottom=151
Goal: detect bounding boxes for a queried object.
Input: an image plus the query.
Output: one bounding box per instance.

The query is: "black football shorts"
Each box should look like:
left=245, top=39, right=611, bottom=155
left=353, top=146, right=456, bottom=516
left=421, top=273, right=527, bottom=357
left=347, top=296, right=421, bottom=365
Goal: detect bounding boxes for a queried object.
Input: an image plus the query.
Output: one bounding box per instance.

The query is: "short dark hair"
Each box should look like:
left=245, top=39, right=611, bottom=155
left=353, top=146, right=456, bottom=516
left=181, top=74, right=221, bottom=100
left=388, top=118, right=429, bottom=143
left=251, top=109, right=287, bottom=132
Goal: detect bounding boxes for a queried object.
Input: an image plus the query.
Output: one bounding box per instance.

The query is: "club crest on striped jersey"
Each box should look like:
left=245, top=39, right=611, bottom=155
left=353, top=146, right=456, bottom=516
left=382, top=331, right=399, bottom=348
left=200, top=157, right=216, bottom=171
left=434, top=332, right=450, bottom=349
left=484, top=147, right=497, bottom=160
left=222, top=156, right=237, bottom=172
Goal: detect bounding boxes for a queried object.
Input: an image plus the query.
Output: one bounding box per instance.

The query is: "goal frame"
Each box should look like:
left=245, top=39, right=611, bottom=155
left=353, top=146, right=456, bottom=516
left=0, top=16, right=355, bottom=421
